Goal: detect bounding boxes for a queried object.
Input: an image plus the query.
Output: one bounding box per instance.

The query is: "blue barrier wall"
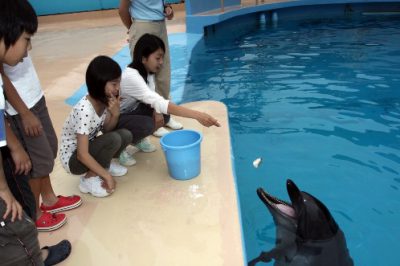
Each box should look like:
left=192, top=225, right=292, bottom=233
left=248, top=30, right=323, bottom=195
left=29, top=0, right=118, bottom=15
left=186, top=0, right=240, bottom=15
left=29, top=0, right=181, bottom=16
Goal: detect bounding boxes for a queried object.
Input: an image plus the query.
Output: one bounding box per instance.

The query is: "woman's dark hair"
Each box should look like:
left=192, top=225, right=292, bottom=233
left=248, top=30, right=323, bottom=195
left=86, top=55, right=121, bottom=105
left=0, top=0, right=38, bottom=50
left=128, top=33, right=165, bottom=83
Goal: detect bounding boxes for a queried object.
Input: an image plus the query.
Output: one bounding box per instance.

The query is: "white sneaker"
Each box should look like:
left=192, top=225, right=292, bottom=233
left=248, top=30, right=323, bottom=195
left=108, top=161, right=128, bottom=177
left=135, top=137, right=156, bottom=153
left=153, top=127, right=169, bottom=137
left=125, top=144, right=140, bottom=156
left=79, top=176, right=110, bottom=198
left=119, top=149, right=136, bottom=166
left=166, top=118, right=183, bottom=130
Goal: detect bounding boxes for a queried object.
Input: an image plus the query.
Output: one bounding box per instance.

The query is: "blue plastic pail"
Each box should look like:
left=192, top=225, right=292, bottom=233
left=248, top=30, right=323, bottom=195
left=160, top=129, right=203, bottom=180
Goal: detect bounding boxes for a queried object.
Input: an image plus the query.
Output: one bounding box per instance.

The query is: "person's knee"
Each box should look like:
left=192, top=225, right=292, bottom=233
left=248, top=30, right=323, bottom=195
left=118, top=129, right=133, bottom=144
left=143, top=118, right=155, bottom=135
left=107, top=132, right=123, bottom=148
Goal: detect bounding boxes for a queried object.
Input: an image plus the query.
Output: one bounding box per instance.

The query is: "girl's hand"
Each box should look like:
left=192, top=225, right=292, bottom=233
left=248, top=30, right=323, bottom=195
left=21, top=111, right=43, bottom=137
left=164, top=5, right=174, bottom=20
left=196, top=112, right=221, bottom=127
left=10, top=145, right=32, bottom=175
left=107, top=95, right=120, bottom=117
left=102, top=175, right=116, bottom=193
left=153, top=112, right=165, bottom=130
left=0, top=187, right=23, bottom=222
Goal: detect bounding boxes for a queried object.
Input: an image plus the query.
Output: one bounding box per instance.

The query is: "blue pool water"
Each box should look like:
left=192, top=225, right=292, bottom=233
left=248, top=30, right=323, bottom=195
left=181, top=16, right=400, bottom=265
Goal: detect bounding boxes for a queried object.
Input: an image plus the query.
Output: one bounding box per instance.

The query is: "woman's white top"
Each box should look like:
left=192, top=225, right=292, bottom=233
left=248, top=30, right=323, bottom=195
left=59, top=96, right=107, bottom=173
left=3, top=55, right=44, bottom=116
left=119, top=67, right=169, bottom=114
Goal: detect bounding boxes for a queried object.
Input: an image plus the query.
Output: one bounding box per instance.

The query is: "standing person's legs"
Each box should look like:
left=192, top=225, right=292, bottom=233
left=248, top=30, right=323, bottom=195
left=9, top=98, right=81, bottom=221
left=31, top=98, right=81, bottom=214
left=155, top=21, right=171, bottom=99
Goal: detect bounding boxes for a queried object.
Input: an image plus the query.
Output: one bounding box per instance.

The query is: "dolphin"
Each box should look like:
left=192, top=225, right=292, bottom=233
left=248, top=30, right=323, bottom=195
left=248, top=179, right=353, bottom=266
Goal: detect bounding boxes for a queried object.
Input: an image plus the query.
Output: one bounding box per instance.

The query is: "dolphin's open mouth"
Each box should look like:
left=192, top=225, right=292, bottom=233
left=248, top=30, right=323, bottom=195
left=257, top=188, right=296, bottom=218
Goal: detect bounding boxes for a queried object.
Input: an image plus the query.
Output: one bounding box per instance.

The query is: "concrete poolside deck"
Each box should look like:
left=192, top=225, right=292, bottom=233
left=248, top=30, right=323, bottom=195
left=32, top=5, right=245, bottom=266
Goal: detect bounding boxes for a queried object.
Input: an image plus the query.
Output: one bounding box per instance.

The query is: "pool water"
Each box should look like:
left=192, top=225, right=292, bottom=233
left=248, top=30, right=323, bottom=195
left=181, top=16, right=400, bottom=265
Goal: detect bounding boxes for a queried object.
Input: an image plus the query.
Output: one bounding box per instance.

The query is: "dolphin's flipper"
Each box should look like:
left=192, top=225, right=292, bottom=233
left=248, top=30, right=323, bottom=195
left=248, top=244, right=295, bottom=266
left=248, top=251, right=273, bottom=266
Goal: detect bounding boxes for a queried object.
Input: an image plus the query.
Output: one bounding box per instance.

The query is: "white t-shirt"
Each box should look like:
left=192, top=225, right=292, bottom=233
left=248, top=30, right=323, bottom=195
left=3, top=55, right=43, bottom=115
left=120, top=67, right=169, bottom=114
left=0, top=77, right=6, bottom=147
left=59, top=96, right=107, bottom=173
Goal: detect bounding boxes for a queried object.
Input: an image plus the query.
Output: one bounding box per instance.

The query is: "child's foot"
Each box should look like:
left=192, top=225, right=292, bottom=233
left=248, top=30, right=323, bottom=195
left=40, top=195, right=82, bottom=214
left=153, top=127, right=169, bottom=137
left=108, top=161, right=128, bottom=177
left=79, top=176, right=110, bottom=198
left=42, top=240, right=72, bottom=266
left=36, top=212, right=67, bottom=232
left=166, top=118, right=183, bottom=130
left=119, top=149, right=136, bottom=166
left=135, top=137, right=156, bottom=153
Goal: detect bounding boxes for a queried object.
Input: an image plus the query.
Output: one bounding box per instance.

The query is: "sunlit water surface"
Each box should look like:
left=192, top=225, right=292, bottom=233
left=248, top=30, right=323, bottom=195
left=181, top=16, right=400, bottom=265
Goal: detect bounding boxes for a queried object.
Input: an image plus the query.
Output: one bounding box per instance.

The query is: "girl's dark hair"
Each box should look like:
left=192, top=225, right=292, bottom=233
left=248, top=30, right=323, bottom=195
left=0, top=0, right=38, bottom=50
left=128, top=33, right=165, bottom=83
left=86, top=55, right=121, bottom=105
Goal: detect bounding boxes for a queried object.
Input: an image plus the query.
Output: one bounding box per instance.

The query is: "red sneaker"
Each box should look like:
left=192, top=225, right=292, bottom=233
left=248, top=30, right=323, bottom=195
left=36, top=212, right=67, bottom=232
left=40, top=195, right=82, bottom=214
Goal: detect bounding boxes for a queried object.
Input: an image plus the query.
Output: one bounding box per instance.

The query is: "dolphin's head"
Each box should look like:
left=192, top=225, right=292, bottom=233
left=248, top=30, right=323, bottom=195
left=257, top=179, right=339, bottom=242
left=256, top=185, right=297, bottom=243
left=256, top=187, right=296, bottom=222
left=286, top=179, right=338, bottom=241
left=253, top=180, right=353, bottom=266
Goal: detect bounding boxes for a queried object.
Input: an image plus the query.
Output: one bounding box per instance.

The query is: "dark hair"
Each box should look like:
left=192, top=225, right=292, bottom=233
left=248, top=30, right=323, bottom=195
left=0, top=0, right=38, bottom=51
left=86, top=55, right=121, bottom=105
left=128, top=33, right=165, bottom=83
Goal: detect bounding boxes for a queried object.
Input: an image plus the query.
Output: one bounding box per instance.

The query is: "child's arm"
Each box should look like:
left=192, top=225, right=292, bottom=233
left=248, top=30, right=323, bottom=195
left=4, top=117, right=31, bottom=175
left=103, top=95, right=120, bottom=133
left=163, top=3, right=174, bottom=20
left=167, top=103, right=221, bottom=127
left=76, top=133, right=115, bottom=192
left=0, top=66, right=43, bottom=137
left=0, top=155, right=23, bottom=222
left=118, top=0, right=132, bottom=30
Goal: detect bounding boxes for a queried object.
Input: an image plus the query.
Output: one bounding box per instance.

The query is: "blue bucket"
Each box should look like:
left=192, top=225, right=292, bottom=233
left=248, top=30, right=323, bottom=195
left=160, top=129, right=203, bottom=180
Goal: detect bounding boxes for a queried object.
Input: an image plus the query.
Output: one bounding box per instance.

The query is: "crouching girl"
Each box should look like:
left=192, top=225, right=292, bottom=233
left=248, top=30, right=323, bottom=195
left=116, top=34, right=220, bottom=155
left=60, top=56, right=132, bottom=197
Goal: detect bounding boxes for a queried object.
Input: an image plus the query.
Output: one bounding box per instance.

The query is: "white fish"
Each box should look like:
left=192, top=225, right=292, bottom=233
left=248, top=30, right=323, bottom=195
left=253, top=158, right=262, bottom=168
